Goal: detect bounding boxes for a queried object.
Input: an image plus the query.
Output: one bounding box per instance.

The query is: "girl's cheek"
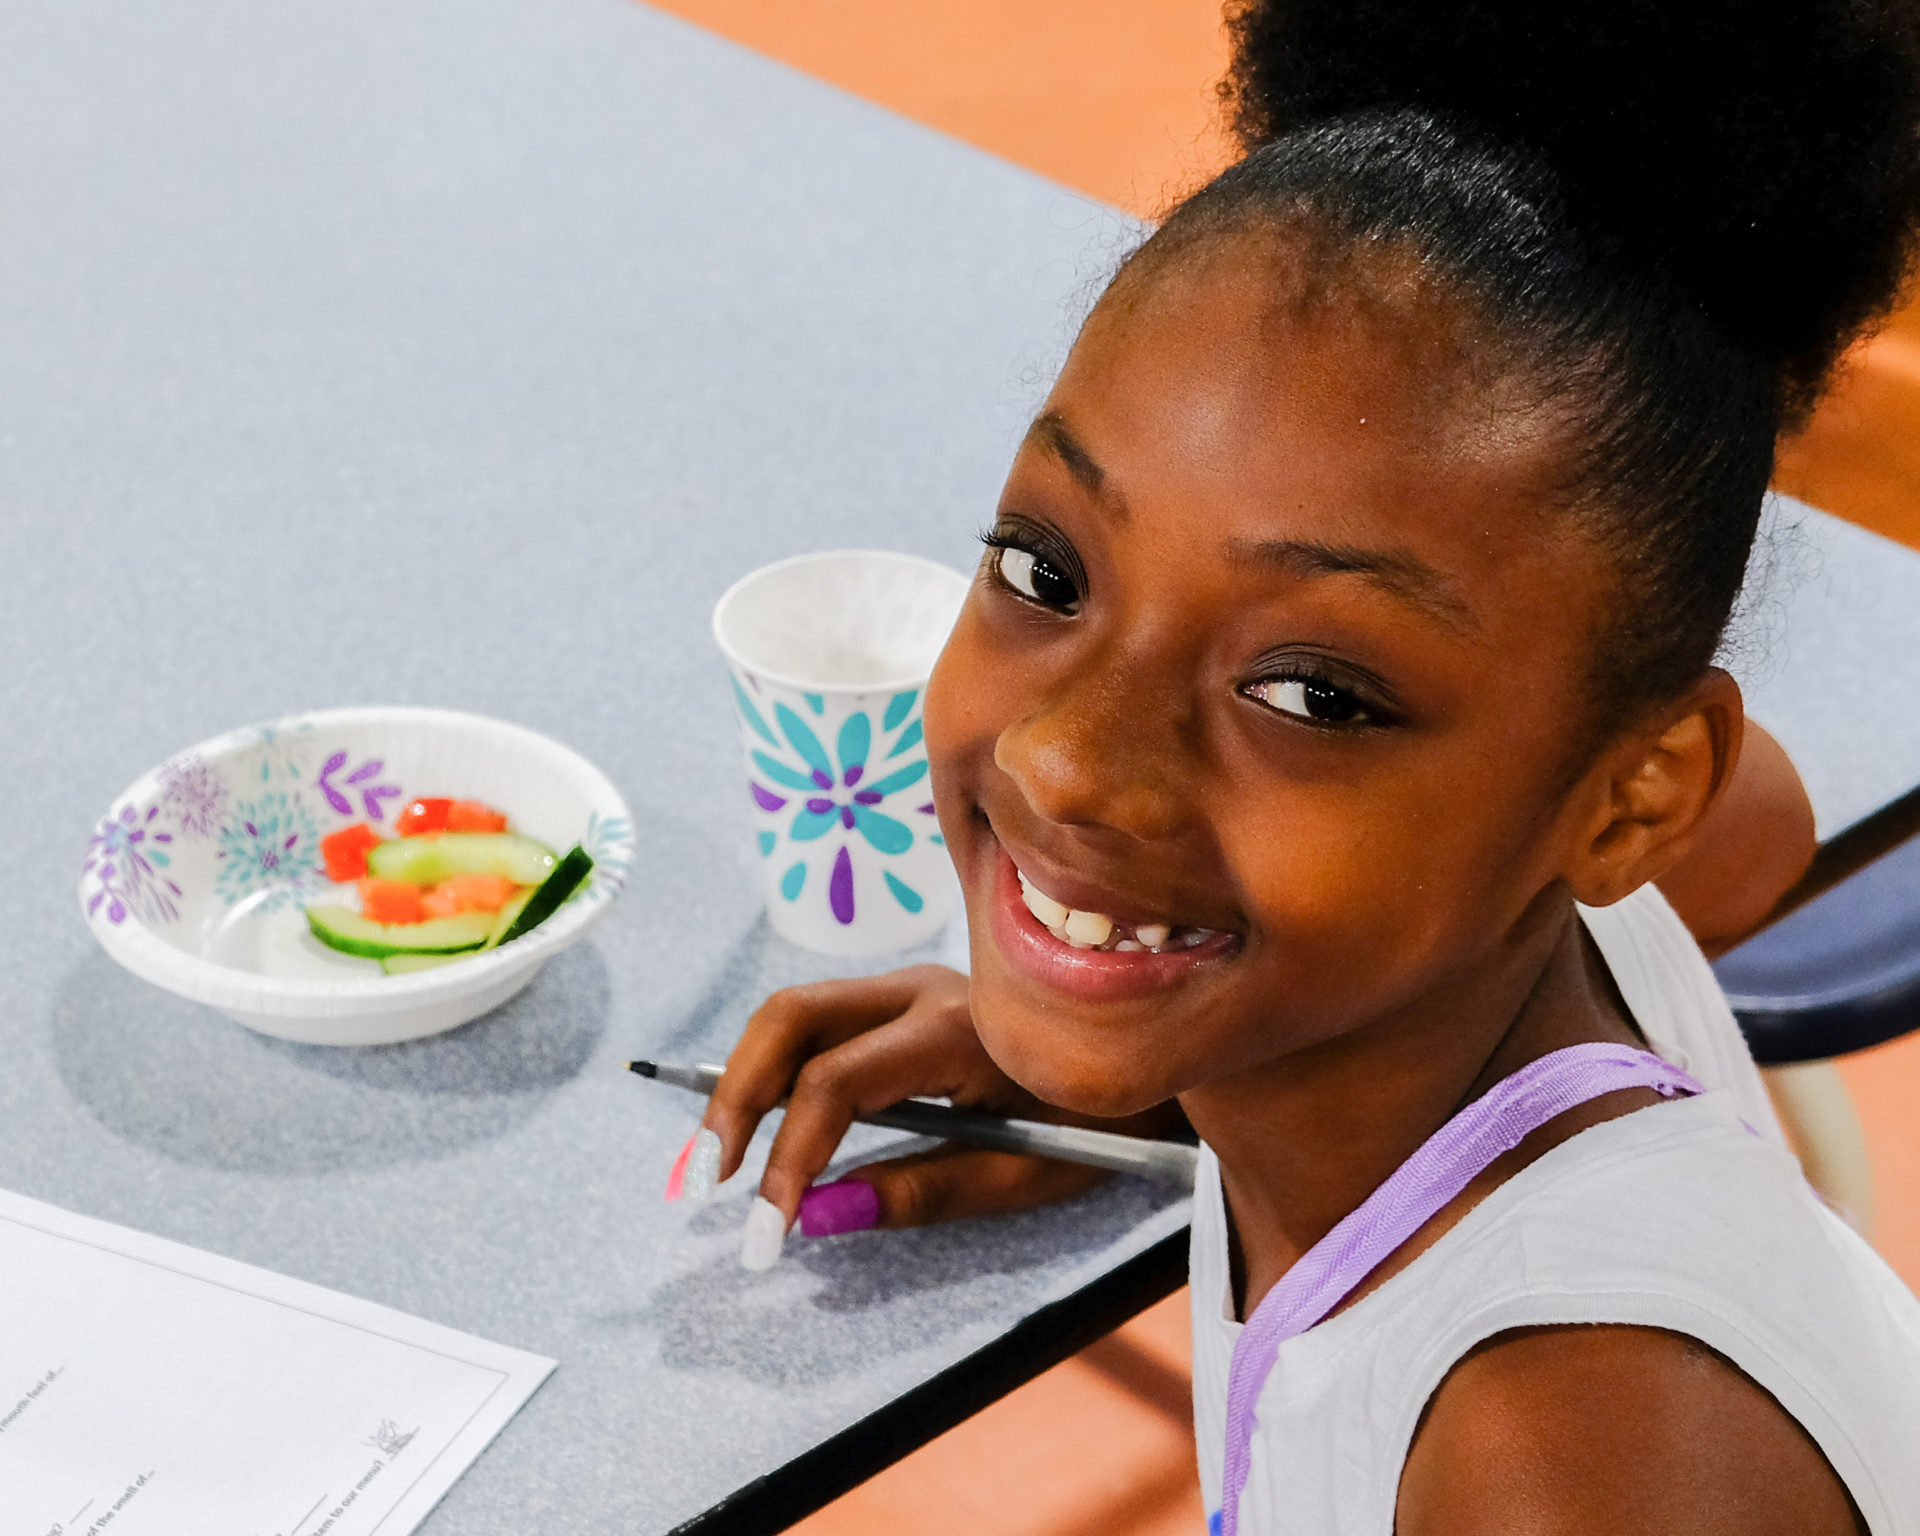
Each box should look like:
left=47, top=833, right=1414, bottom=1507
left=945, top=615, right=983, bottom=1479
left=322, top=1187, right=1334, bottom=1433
left=1230, top=794, right=1443, bottom=964
left=922, top=634, right=961, bottom=793
left=924, top=602, right=1007, bottom=784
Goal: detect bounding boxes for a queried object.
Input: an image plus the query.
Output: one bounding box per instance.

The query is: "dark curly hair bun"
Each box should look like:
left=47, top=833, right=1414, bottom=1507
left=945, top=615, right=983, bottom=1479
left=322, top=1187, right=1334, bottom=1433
left=1224, top=0, right=1920, bottom=415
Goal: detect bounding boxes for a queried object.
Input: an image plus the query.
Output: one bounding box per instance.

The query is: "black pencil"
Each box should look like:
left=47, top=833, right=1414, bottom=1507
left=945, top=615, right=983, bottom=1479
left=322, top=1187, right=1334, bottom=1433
left=627, top=1059, right=1198, bottom=1186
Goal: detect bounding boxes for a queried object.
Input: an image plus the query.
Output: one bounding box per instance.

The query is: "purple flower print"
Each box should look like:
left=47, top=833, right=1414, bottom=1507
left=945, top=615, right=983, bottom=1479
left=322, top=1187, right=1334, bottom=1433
left=316, top=751, right=403, bottom=821
left=829, top=846, right=855, bottom=924
left=157, top=754, right=227, bottom=840
left=214, top=791, right=321, bottom=907
left=82, top=803, right=181, bottom=925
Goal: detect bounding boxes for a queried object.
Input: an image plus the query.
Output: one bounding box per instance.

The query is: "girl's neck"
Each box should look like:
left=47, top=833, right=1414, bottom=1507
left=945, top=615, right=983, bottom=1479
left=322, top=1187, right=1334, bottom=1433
left=1181, top=893, right=1646, bottom=1319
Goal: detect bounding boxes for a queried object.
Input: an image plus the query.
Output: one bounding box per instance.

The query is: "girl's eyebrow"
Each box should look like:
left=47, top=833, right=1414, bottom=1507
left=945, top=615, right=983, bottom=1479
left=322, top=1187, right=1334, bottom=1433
left=1023, top=411, right=1473, bottom=631
left=1024, top=411, right=1130, bottom=521
left=1227, top=536, right=1479, bottom=633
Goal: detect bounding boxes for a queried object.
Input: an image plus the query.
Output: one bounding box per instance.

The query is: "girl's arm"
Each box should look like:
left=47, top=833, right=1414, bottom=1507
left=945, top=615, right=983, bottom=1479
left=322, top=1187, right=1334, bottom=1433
left=1397, top=1324, right=1865, bottom=1534
left=1654, top=721, right=1815, bottom=956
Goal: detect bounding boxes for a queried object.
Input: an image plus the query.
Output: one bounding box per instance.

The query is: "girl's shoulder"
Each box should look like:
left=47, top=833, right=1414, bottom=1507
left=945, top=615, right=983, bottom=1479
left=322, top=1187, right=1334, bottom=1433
left=1192, top=884, right=1919, bottom=1530
left=1193, top=1018, right=1920, bottom=1536
left=1196, top=1096, right=1920, bottom=1532
left=1404, top=1091, right=1920, bottom=1530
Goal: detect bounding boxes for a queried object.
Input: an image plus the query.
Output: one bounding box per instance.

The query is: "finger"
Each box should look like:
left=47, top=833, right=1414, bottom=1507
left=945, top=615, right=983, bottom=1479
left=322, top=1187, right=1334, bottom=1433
left=753, top=998, right=999, bottom=1216
left=700, top=968, right=950, bottom=1182
left=797, top=1147, right=1111, bottom=1235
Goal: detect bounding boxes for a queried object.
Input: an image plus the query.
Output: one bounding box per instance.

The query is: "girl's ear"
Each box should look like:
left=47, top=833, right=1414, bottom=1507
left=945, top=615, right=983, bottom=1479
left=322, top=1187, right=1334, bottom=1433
left=1562, top=668, right=1745, bottom=909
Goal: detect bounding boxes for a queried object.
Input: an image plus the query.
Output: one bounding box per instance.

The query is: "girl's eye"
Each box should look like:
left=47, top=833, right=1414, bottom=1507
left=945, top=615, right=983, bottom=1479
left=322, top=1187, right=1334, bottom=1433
left=993, top=545, right=1081, bottom=610
left=1244, top=675, right=1371, bottom=726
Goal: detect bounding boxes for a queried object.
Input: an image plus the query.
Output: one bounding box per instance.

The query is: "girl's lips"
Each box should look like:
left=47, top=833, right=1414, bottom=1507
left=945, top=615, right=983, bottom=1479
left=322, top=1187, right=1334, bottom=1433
left=987, top=849, right=1239, bottom=1002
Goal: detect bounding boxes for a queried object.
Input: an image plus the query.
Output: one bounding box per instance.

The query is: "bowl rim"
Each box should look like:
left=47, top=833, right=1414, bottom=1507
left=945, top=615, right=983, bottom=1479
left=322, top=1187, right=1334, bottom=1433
left=710, top=547, right=971, bottom=695
left=79, top=704, right=633, bottom=1017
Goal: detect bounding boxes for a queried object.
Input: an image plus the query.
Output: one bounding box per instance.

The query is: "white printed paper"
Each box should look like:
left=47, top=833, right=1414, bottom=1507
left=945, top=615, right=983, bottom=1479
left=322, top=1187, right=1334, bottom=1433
left=0, top=1188, right=553, bottom=1536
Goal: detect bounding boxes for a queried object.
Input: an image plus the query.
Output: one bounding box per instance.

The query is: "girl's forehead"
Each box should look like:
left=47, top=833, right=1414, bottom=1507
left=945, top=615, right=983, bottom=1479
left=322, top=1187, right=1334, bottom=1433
left=1062, top=252, right=1567, bottom=519
left=1079, top=239, right=1524, bottom=445
left=1033, top=250, right=1600, bottom=631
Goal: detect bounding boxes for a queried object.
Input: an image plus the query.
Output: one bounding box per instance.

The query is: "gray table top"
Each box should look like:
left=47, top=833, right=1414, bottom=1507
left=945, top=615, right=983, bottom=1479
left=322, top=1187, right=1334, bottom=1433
left=2, top=1, right=1915, bottom=1531
left=0, top=2, right=1182, bottom=1531
left=1737, top=497, right=1920, bottom=842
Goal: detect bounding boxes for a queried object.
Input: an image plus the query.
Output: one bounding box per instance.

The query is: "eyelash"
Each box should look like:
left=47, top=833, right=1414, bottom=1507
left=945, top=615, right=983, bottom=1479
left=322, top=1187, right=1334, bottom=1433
left=980, top=525, right=1084, bottom=611
left=980, top=525, right=1393, bottom=732
left=1240, top=663, right=1388, bottom=730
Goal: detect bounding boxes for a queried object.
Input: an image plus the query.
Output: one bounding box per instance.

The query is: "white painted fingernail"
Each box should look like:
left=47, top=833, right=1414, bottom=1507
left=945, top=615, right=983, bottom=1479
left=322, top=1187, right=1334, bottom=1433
left=683, top=1128, right=723, bottom=1201
left=739, top=1196, right=787, bottom=1271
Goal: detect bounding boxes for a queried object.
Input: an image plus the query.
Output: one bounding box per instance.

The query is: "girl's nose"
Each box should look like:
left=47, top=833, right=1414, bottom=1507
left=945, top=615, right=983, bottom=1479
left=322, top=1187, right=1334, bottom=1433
left=993, top=663, right=1195, bottom=843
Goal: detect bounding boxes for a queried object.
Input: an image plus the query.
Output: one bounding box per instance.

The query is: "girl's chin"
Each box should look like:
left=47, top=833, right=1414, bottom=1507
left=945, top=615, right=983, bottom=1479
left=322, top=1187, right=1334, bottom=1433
left=981, top=846, right=1240, bottom=1005
left=969, top=1008, right=1181, bottom=1119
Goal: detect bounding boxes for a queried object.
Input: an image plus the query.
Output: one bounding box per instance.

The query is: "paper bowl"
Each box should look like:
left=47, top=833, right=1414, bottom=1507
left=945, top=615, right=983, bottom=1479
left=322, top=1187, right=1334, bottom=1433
left=78, top=706, right=634, bottom=1046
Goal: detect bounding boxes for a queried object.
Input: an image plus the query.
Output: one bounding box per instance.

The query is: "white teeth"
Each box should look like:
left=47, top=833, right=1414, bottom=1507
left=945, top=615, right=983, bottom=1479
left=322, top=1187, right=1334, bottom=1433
left=1018, top=872, right=1070, bottom=931
left=1016, top=866, right=1211, bottom=955
left=1062, top=909, right=1113, bottom=948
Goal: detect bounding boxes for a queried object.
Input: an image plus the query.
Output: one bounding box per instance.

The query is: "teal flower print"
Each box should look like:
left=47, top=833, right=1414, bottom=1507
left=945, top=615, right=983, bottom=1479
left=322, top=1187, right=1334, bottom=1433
left=584, top=810, right=632, bottom=892
left=734, top=681, right=934, bottom=924
left=215, top=791, right=321, bottom=908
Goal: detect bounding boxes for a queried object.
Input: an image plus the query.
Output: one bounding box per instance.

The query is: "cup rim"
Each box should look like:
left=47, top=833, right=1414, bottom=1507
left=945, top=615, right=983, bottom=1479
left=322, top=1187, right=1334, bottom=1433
left=711, top=548, right=972, bottom=695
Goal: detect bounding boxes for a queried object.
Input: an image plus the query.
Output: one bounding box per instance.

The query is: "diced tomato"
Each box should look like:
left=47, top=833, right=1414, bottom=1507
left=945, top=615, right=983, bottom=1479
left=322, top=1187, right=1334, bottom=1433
left=321, top=824, right=383, bottom=883
left=396, top=798, right=453, bottom=837
left=419, top=885, right=463, bottom=920
left=434, top=872, right=518, bottom=913
left=444, top=800, right=509, bottom=834
left=360, top=877, right=426, bottom=924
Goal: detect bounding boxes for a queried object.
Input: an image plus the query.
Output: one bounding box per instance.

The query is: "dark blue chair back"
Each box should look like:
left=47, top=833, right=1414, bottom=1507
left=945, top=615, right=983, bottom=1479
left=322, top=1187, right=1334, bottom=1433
left=1714, top=830, right=1920, bottom=1063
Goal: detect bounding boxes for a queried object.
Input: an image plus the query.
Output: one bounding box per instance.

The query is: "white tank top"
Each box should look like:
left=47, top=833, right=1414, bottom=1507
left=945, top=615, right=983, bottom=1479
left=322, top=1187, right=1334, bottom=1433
left=1190, top=883, right=1920, bottom=1534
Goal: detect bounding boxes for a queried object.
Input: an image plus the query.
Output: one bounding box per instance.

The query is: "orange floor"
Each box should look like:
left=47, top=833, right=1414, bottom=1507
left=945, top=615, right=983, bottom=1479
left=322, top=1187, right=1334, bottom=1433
left=646, top=0, right=1233, bottom=216
left=642, top=5, right=1920, bottom=1530
left=1777, top=299, right=1920, bottom=550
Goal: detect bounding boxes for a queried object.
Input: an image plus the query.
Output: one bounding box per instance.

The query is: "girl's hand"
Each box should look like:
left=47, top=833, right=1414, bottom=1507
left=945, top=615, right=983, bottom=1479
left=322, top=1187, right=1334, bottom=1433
left=688, top=965, right=1168, bottom=1237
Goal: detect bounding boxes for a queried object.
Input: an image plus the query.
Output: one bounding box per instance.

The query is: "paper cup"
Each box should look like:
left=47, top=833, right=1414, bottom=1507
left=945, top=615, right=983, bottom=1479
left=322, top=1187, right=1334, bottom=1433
left=713, top=550, right=971, bottom=956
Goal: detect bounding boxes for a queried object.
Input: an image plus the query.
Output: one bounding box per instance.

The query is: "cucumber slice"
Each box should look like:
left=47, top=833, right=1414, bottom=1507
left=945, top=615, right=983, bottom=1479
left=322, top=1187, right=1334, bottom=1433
left=306, top=904, right=495, bottom=959
left=381, top=951, right=464, bottom=975
left=497, top=845, right=594, bottom=946
left=364, top=832, right=557, bottom=888
left=481, top=887, right=536, bottom=951
left=376, top=889, right=537, bottom=971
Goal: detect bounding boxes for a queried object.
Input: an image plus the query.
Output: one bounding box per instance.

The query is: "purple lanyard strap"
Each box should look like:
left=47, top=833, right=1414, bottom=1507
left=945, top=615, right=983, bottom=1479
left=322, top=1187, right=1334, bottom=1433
left=1215, top=1043, right=1704, bottom=1536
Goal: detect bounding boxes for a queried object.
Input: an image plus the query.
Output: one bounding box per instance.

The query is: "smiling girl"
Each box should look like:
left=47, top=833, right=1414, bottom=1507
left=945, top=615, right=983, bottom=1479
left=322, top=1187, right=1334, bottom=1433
left=682, top=0, right=1920, bottom=1528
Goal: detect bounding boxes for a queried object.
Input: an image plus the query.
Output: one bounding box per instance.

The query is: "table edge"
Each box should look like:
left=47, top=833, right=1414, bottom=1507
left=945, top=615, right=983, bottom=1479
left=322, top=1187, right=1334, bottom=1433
left=667, top=1227, right=1191, bottom=1536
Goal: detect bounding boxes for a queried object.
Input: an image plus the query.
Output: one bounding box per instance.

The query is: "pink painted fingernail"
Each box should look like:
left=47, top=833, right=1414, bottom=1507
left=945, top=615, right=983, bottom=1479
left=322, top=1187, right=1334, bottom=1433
left=664, top=1133, right=695, bottom=1201
left=799, top=1178, right=881, bottom=1238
